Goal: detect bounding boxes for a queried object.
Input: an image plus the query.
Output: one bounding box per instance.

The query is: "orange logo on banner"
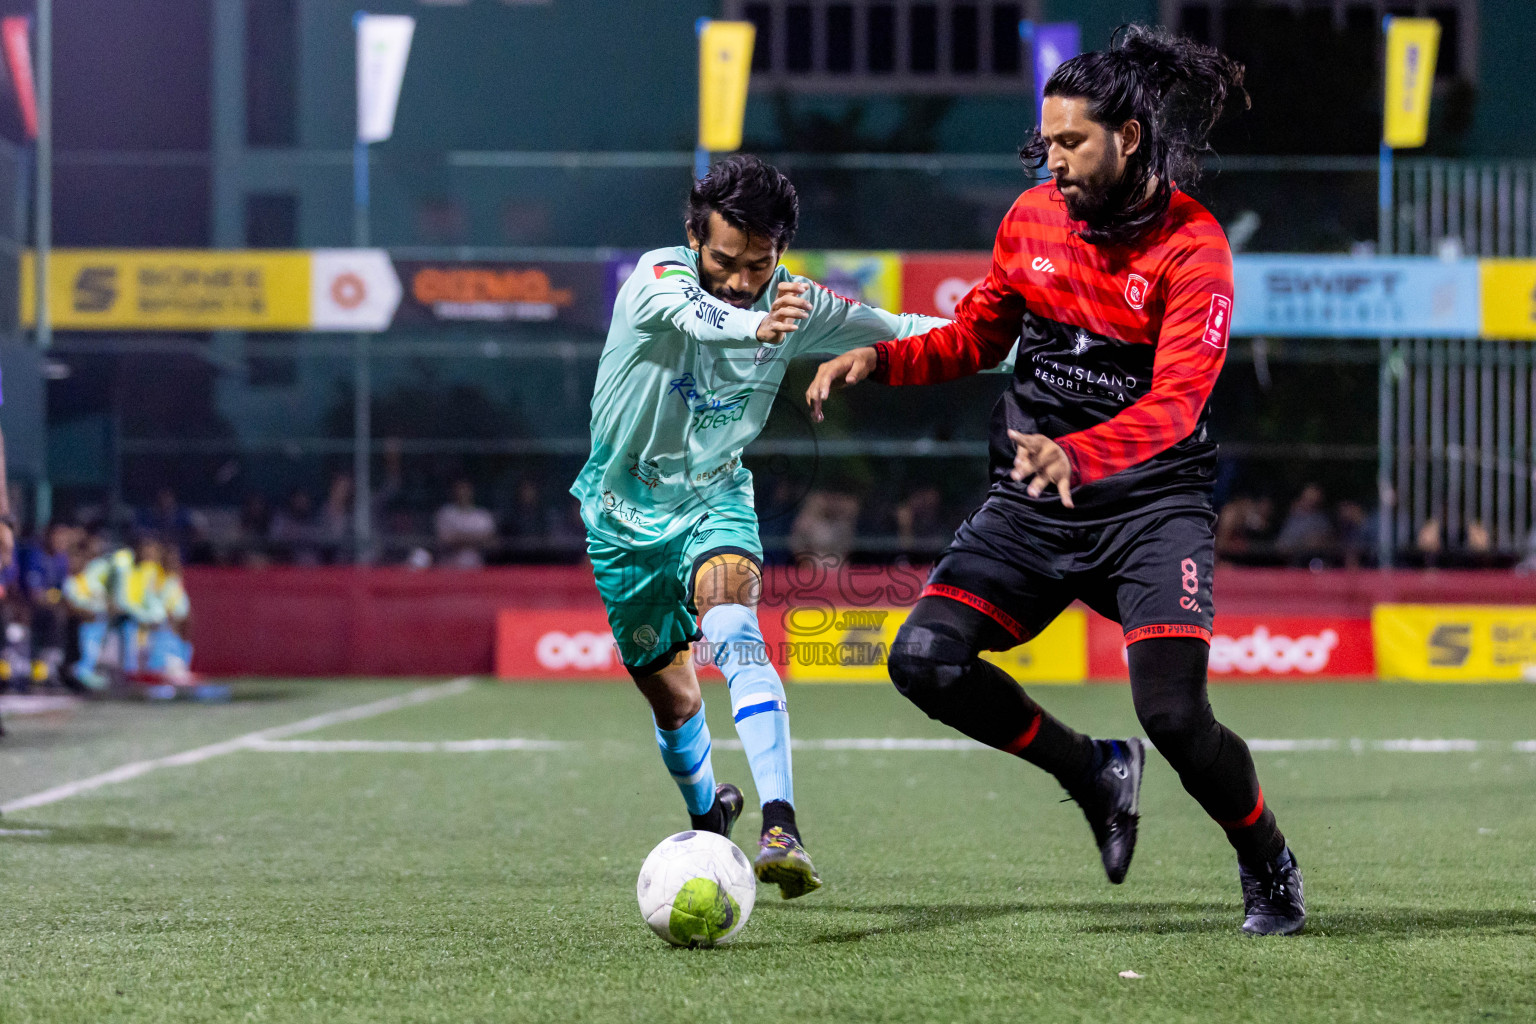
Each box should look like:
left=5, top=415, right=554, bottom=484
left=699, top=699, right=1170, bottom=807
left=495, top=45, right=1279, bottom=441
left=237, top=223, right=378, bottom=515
left=412, top=267, right=574, bottom=308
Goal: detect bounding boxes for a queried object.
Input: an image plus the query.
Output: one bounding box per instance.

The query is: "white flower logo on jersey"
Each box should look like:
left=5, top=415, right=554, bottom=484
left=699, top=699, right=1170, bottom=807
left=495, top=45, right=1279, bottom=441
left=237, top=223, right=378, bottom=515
left=1070, top=331, right=1101, bottom=356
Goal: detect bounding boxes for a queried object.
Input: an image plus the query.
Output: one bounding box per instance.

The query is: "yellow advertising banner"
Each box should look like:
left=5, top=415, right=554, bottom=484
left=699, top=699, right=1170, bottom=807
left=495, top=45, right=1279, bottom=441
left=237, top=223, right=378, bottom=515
left=785, top=606, right=1085, bottom=684
left=1372, top=604, right=1536, bottom=682
left=1383, top=17, right=1440, bottom=149
left=698, top=20, right=755, bottom=153
left=780, top=251, right=903, bottom=315
left=21, top=249, right=311, bottom=331
left=1480, top=259, right=1536, bottom=340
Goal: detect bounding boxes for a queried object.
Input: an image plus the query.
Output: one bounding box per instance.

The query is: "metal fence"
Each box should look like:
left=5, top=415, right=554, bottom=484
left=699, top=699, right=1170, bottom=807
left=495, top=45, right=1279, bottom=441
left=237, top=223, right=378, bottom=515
left=1381, top=159, right=1536, bottom=563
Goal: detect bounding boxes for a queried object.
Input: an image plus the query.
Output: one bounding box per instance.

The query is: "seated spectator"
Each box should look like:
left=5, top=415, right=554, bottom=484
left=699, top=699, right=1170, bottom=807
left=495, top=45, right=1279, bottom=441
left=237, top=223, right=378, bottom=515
left=19, top=522, right=76, bottom=685
left=1336, top=501, right=1371, bottom=569
left=64, top=533, right=116, bottom=690
left=435, top=479, right=498, bottom=568
left=1275, top=484, right=1335, bottom=565
left=1215, top=495, right=1275, bottom=564
left=318, top=473, right=354, bottom=563
left=894, top=486, right=947, bottom=562
left=790, top=491, right=861, bottom=564
left=146, top=544, right=193, bottom=682
left=137, top=488, right=195, bottom=557
left=239, top=493, right=273, bottom=565
left=505, top=478, right=554, bottom=560
left=1414, top=517, right=1444, bottom=568
left=116, top=534, right=167, bottom=677
left=269, top=489, right=323, bottom=565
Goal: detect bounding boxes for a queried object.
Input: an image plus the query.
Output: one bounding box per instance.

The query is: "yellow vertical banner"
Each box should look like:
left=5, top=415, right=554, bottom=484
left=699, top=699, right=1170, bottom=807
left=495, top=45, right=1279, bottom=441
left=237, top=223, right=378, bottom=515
left=698, top=20, right=755, bottom=153
left=1383, top=17, right=1440, bottom=149
left=1479, top=259, right=1536, bottom=340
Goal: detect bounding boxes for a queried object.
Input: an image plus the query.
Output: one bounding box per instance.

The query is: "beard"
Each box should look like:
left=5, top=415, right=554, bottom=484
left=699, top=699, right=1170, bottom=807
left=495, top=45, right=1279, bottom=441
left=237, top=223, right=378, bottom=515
left=1056, top=159, right=1139, bottom=228
left=700, top=267, right=769, bottom=309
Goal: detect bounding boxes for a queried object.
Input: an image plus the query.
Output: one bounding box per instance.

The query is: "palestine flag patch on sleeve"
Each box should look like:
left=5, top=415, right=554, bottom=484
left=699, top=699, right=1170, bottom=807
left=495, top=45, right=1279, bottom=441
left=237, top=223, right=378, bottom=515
left=653, top=261, right=695, bottom=281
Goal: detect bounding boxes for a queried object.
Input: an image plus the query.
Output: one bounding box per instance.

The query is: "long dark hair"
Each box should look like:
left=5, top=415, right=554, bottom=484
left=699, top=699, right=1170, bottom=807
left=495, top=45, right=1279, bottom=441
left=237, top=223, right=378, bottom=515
left=687, top=154, right=799, bottom=252
left=1020, top=25, right=1247, bottom=246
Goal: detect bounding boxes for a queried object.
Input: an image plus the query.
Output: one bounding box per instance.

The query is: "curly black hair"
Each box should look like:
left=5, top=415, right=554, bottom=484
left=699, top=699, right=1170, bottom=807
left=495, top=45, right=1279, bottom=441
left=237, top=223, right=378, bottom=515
left=686, top=154, right=799, bottom=252
left=1020, top=24, right=1247, bottom=247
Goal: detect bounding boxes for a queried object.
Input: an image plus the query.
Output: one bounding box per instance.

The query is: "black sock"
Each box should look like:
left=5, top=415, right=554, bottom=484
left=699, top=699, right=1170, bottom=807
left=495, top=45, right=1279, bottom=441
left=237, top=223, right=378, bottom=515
left=1129, top=638, right=1287, bottom=864
left=761, top=799, right=798, bottom=840
left=689, top=794, right=724, bottom=834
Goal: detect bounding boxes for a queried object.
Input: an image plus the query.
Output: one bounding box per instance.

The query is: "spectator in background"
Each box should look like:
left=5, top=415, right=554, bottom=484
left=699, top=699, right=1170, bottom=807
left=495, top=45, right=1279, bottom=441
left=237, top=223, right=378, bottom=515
left=19, top=522, right=76, bottom=685
left=146, top=544, right=193, bottom=681
left=505, top=478, right=554, bottom=560
left=1275, top=484, right=1335, bottom=566
left=894, top=486, right=947, bottom=563
left=789, top=491, right=861, bottom=564
left=1415, top=518, right=1443, bottom=568
left=435, top=479, right=498, bottom=568
left=138, top=487, right=196, bottom=559
left=269, top=489, right=322, bottom=565
left=318, top=473, right=354, bottom=562
left=239, top=493, right=273, bottom=566
left=1336, top=501, right=1371, bottom=569
left=1214, top=495, right=1274, bottom=564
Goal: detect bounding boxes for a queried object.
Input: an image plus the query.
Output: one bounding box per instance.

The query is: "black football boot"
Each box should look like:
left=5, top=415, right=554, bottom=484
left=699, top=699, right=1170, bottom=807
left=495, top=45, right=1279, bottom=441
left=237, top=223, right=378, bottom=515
left=689, top=783, right=745, bottom=839
left=1067, top=737, right=1145, bottom=884
left=1239, top=845, right=1306, bottom=935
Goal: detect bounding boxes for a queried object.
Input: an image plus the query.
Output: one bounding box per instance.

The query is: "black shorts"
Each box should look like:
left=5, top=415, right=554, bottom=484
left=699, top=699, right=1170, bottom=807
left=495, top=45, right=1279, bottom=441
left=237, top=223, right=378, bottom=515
left=924, top=496, right=1215, bottom=649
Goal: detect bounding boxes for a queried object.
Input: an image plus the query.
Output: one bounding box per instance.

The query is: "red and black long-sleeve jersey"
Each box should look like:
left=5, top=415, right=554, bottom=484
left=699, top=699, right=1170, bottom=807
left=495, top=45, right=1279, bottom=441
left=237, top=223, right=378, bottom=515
left=873, top=183, right=1234, bottom=522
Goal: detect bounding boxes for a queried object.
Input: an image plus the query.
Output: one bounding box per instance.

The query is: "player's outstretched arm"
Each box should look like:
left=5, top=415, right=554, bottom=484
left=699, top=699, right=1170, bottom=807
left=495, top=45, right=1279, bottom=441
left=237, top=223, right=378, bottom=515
left=804, top=347, right=879, bottom=423
left=627, top=252, right=771, bottom=349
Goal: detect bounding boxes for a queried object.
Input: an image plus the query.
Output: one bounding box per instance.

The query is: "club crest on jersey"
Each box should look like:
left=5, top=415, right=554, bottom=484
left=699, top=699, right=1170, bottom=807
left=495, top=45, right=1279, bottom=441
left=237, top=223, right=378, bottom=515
left=1124, top=273, right=1149, bottom=310
left=754, top=343, right=779, bottom=365
left=1203, top=294, right=1233, bottom=349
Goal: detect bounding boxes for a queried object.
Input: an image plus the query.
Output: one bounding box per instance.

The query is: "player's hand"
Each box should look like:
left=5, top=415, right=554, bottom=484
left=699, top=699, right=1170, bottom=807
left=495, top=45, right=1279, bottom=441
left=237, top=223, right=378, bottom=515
left=1007, top=430, right=1075, bottom=509
left=805, top=347, right=878, bottom=423
left=756, top=281, right=812, bottom=345
left=0, top=520, right=14, bottom=569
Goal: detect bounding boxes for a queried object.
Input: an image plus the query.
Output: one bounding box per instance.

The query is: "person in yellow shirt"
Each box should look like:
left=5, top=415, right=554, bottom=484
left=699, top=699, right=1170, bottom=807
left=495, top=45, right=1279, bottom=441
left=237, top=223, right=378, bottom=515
left=63, top=534, right=115, bottom=691
left=146, top=544, right=193, bottom=681
left=115, top=535, right=165, bottom=677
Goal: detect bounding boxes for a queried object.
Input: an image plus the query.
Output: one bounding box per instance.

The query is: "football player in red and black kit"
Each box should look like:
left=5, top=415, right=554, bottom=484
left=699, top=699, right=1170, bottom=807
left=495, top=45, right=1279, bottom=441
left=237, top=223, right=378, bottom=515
left=806, top=26, right=1304, bottom=935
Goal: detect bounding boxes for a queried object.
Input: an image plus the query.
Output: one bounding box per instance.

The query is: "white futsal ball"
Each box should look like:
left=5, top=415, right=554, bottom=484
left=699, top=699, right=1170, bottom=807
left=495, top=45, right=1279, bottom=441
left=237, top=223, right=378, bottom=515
left=636, top=830, right=757, bottom=947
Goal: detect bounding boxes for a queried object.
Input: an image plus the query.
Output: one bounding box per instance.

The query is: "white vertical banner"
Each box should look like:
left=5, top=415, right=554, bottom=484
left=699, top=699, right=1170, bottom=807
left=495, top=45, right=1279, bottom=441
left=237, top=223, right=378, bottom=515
left=356, top=13, right=415, bottom=143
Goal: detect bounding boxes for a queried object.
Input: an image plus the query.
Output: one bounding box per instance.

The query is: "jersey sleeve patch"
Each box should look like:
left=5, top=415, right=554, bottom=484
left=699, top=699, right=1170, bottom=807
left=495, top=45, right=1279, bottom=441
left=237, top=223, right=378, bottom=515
left=1202, top=294, right=1232, bottom=350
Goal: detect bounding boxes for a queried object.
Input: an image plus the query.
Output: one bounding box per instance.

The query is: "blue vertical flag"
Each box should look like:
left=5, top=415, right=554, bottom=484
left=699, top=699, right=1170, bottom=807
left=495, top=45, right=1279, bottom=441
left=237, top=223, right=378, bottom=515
left=1032, top=22, right=1080, bottom=109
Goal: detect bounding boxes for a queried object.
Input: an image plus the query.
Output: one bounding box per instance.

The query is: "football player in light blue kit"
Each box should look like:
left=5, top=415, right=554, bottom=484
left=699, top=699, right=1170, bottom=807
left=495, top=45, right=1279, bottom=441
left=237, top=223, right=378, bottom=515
left=572, top=156, right=947, bottom=897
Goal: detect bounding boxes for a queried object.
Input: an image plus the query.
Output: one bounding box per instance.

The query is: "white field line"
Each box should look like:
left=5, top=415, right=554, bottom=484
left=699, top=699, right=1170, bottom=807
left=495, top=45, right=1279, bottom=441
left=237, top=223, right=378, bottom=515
left=237, top=735, right=1536, bottom=755
left=248, top=738, right=570, bottom=753
left=0, top=678, right=476, bottom=815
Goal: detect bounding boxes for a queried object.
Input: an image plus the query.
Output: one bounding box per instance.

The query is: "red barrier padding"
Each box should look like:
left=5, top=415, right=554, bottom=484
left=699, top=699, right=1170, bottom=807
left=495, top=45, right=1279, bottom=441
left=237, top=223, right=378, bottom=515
left=185, top=565, right=1536, bottom=678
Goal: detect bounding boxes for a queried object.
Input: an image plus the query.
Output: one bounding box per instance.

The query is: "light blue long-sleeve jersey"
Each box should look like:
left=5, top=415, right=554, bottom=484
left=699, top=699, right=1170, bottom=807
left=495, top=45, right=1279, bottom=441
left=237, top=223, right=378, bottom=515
left=571, top=245, right=949, bottom=548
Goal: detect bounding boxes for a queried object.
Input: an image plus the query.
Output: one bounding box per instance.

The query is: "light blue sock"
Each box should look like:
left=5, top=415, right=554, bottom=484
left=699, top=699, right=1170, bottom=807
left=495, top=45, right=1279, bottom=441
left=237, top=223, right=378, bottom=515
left=701, top=604, right=793, bottom=808
left=76, top=619, right=106, bottom=673
left=655, top=704, right=717, bottom=817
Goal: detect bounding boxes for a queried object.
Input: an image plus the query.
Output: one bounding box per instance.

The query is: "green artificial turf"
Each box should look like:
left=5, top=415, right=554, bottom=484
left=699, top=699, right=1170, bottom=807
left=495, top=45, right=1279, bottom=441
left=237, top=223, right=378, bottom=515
left=0, top=679, right=1533, bottom=1023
